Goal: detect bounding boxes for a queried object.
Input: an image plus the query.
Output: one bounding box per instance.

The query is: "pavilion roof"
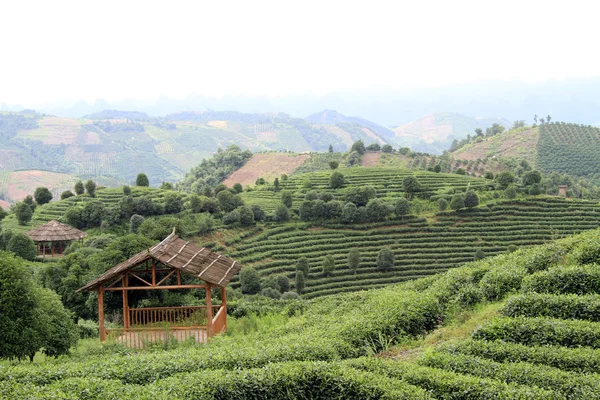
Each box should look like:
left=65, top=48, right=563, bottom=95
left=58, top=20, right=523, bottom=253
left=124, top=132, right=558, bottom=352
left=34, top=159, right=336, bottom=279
left=78, top=230, right=241, bottom=291
left=26, top=220, right=87, bottom=242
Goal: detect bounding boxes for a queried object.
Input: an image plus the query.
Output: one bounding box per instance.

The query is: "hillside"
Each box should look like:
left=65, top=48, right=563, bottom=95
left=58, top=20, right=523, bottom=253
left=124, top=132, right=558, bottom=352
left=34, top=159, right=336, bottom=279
left=393, top=112, right=511, bottom=154
left=222, top=153, right=310, bottom=188
left=3, top=227, right=600, bottom=398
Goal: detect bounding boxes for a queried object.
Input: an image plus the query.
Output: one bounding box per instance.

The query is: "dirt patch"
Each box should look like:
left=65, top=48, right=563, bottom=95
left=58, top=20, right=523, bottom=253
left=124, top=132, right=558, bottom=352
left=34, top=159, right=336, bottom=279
left=361, top=128, right=386, bottom=144
left=207, top=120, right=227, bottom=129
left=0, top=199, right=11, bottom=210
left=7, top=170, right=77, bottom=202
left=361, top=151, right=382, bottom=166
left=223, top=153, right=310, bottom=187
left=256, top=131, right=278, bottom=142
left=393, top=114, right=453, bottom=143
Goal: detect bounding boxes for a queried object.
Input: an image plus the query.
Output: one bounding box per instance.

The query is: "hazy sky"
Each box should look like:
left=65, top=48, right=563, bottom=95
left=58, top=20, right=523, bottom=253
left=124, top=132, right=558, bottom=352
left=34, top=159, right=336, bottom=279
left=1, top=0, right=599, bottom=107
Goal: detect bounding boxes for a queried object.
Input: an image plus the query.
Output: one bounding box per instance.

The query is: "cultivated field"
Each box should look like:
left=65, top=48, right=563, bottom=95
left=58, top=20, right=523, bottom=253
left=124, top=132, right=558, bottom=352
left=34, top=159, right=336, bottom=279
left=223, top=153, right=310, bottom=187
left=4, top=170, right=77, bottom=203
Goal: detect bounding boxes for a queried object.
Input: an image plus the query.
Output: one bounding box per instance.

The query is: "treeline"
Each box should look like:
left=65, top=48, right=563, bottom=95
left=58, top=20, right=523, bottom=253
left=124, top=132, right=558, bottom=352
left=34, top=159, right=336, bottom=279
left=93, top=120, right=145, bottom=133
left=0, top=112, right=40, bottom=140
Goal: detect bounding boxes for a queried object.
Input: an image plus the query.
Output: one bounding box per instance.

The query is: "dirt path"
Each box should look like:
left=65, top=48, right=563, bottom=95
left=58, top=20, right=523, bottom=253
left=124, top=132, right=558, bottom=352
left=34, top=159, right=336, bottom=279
left=361, top=151, right=382, bottom=167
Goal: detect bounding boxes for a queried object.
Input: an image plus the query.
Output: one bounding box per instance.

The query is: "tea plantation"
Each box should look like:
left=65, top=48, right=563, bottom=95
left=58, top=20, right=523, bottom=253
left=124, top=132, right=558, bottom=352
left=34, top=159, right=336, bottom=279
left=2, top=226, right=600, bottom=398
left=227, top=197, right=600, bottom=298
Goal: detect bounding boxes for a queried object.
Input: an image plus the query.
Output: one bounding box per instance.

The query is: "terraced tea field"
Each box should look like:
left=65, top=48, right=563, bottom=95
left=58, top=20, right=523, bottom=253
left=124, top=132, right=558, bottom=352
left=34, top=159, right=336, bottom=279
left=227, top=197, right=600, bottom=298
left=241, top=167, right=489, bottom=213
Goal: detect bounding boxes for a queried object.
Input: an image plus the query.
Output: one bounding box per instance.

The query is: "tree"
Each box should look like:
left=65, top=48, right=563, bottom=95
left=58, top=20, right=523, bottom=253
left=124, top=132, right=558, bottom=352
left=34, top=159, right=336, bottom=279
left=322, top=255, right=335, bottom=277
left=529, top=183, right=542, bottom=196
left=484, top=171, right=494, bottom=180
left=250, top=205, right=266, bottom=222
left=534, top=114, right=538, bottom=124
left=81, top=201, right=106, bottom=227
left=512, top=120, right=526, bottom=129
left=402, top=176, right=422, bottom=199
left=433, top=164, right=441, bottom=173
left=84, top=180, right=97, bottom=197
left=273, top=178, right=280, bottom=191
left=376, top=247, right=394, bottom=272
left=123, top=185, right=132, bottom=195
left=74, top=181, right=84, bottom=195
left=164, top=193, right=184, bottom=214
left=328, top=144, right=334, bottom=153
left=474, top=248, right=485, bottom=260
left=350, top=140, right=366, bottom=155
left=365, top=198, right=392, bottom=222
left=23, top=195, right=36, bottom=212
left=381, top=144, right=393, bottom=153
left=296, top=257, right=310, bottom=277
left=342, top=202, right=360, bottom=223
left=129, top=214, right=145, bottom=233
left=330, top=171, right=345, bottom=189
left=217, top=190, right=241, bottom=212
left=233, top=183, right=243, bottom=193
left=450, top=193, right=465, bottom=210
left=281, top=191, right=293, bottom=208
left=0, top=207, right=6, bottom=221
left=32, top=288, right=79, bottom=358
left=274, top=203, right=290, bottom=222
left=134, top=196, right=158, bottom=216
left=475, top=128, right=483, bottom=137
left=438, top=198, right=448, bottom=212
left=136, top=173, right=149, bottom=187
left=295, top=271, right=305, bottom=294
left=495, top=171, right=515, bottom=189
left=214, top=184, right=228, bottom=195
left=276, top=275, right=290, bottom=293
left=7, top=233, right=36, bottom=260
left=34, top=187, right=53, bottom=205
left=395, top=198, right=410, bottom=220
left=546, top=115, right=551, bottom=124
left=222, top=209, right=240, bottom=225
left=522, top=170, right=542, bottom=186
left=329, top=161, right=339, bottom=169
left=238, top=206, right=255, bottom=226
left=348, top=248, right=360, bottom=274
left=464, top=191, right=479, bottom=209
left=60, top=190, right=75, bottom=200
left=345, top=185, right=376, bottom=206
left=197, top=214, right=214, bottom=234
left=504, top=185, right=517, bottom=199
left=63, top=206, right=84, bottom=229
left=366, top=143, right=381, bottom=151
left=160, top=182, right=174, bottom=190
left=240, top=267, right=261, bottom=295
left=455, top=168, right=466, bottom=175
left=14, top=202, right=33, bottom=225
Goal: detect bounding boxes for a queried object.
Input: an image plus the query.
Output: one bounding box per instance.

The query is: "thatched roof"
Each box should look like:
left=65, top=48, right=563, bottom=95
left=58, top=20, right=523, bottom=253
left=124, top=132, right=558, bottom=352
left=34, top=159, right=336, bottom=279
left=26, top=220, right=87, bottom=242
left=78, top=229, right=241, bottom=291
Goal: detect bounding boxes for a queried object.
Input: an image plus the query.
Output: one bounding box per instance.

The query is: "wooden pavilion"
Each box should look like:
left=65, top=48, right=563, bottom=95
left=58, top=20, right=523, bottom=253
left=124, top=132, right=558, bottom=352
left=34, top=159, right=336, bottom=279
left=78, top=229, right=242, bottom=347
left=26, top=220, right=87, bottom=257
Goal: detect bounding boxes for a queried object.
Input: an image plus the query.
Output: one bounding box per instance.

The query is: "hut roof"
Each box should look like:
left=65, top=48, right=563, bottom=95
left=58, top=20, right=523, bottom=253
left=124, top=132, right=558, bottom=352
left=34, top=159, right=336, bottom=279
left=78, top=230, right=241, bottom=291
left=26, top=220, right=87, bottom=242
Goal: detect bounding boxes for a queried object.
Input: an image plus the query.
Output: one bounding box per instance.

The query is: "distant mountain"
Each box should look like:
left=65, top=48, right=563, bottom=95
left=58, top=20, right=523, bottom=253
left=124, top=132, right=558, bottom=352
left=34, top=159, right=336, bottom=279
left=392, top=112, right=511, bottom=154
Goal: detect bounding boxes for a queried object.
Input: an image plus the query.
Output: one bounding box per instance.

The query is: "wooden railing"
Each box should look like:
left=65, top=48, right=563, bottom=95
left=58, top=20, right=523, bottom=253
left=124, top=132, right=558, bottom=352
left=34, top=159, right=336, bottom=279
left=212, top=306, right=227, bottom=335
left=106, top=326, right=208, bottom=348
left=128, top=305, right=215, bottom=327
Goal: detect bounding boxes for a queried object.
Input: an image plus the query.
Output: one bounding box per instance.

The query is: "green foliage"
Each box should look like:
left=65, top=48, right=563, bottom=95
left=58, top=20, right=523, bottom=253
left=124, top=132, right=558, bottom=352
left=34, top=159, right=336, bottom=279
left=348, top=248, right=361, bottom=274
left=250, top=205, right=265, bottom=222
left=123, top=185, right=132, bottom=195
left=81, top=200, right=106, bottom=228
left=14, top=201, right=33, bottom=225
left=237, top=206, right=255, bottom=226
left=217, top=190, right=242, bottom=213
left=129, top=214, right=145, bottom=233
left=382, top=144, right=393, bottom=153
left=522, top=264, right=600, bottom=295
left=495, top=171, right=515, bottom=189
left=34, top=187, right=53, bottom=205
left=74, top=180, right=84, bottom=195
left=376, top=247, right=394, bottom=272
left=136, top=173, right=150, bottom=187
left=322, top=254, right=336, bottom=277
left=474, top=248, right=485, bottom=260
left=503, top=293, right=600, bottom=322
left=365, top=198, right=392, bottom=222
left=63, top=206, right=85, bottom=229
left=163, top=193, right=183, bottom=214
left=240, top=267, right=261, bottom=295
left=522, top=170, right=542, bottom=186
left=0, top=229, right=12, bottom=250
left=464, top=190, right=479, bottom=208
left=345, top=185, right=376, bottom=206
left=276, top=275, right=290, bottom=293
left=280, top=191, right=293, bottom=208
left=274, top=203, right=290, bottom=222
left=449, top=193, right=465, bottom=210
left=330, top=171, right=345, bottom=189
left=455, top=167, right=466, bottom=175
left=350, top=140, right=366, bottom=155
left=504, top=185, right=517, bottom=199
left=84, top=180, right=97, bottom=197
left=296, top=257, right=309, bottom=277
left=197, top=214, right=214, bottom=234
left=60, top=190, right=75, bottom=200
left=295, top=270, right=305, bottom=294
left=402, top=176, right=422, bottom=198
left=437, top=198, right=448, bottom=211
left=329, top=160, right=339, bottom=169
left=233, top=183, right=243, bottom=193
left=160, top=181, right=173, bottom=190
left=395, top=198, right=410, bottom=219
left=7, top=233, right=36, bottom=260
left=529, top=183, right=541, bottom=195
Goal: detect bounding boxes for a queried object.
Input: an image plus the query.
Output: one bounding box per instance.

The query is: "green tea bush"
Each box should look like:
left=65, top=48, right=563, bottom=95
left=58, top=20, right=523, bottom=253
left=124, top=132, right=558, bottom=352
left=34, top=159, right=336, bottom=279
left=521, top=264, right=600, bottom=295
left=503, top=293, right=600, bottom=322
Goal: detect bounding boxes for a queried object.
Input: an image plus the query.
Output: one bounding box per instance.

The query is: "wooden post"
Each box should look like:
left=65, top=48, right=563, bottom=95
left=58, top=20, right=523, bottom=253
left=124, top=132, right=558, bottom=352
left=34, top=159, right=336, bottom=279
left=221, top=286, right=227, bottom=332
left=51, top=241, right=55, bottom=257
left=122, top=275, right=129, bottom=329
left=98, top=287, right=106, bottom=341
left=206, top=283, right=213, bottom=338
left=152, top=259, right=156, bottom=286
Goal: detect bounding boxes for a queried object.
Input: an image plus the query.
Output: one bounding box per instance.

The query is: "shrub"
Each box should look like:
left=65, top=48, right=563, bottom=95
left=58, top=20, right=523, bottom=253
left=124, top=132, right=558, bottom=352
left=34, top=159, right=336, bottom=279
left=437, top=198, right=448, bottom=212
left=449, top=193, right=465, bottom=210
left=296, top=257, right=309, bottom=277
left=0, top=229, right=13, bottom=250
left=464, top=190, right=479, bottom=208
left=84, top=180, right=97, bottom=197
left=60, top=190, right=75, bottom=200
left=478, top=265, right=527, bottom=301
left=129, top=214, right=145, bottom=233
left=34, top=187, right=53, bottom=205
left=240, top=268, right=261, bottom=295
left=223, top=209, right=241, bottom=225
left=568, top=233, right=600, bottom=264
left=276, top=275, right=290, bottom=293
left=261, top=287, right=281, bottom=299
left=521, top=264, right=600, bottom=295
left=281, top=191, right=293, bottom=208
left=123, top=185, right=131, bottom=195
left=395, top=198, right=410, bottom=219
left=13, top=202, right=33, bottom=225
left=233, top=183, right=243, bottom=193
left=503, top=293, right=600, bottom=322
left=329, top=161, right=339, bottom=169
left=295, top=271, right=305, bottom=294
left=322, top=255, right=336, bottom=277
left=529, top=183, right=542, bottom=195
left=7, top=233, right=36, bottom=260
left=164, top=193, right=184, bottom=214
left=382, top=144, right=393, bottom=153
left=348, top=249, right=360, bottom=274
left=376, top=247, right=394, bottom=272
left=74, top=180, right=84, bottom=195
left=274, top=203, right=290, bottom=222
left=237, top=206, right=255, bottom=226
left=504, top=185, right=517, bottom=199
left=474, top=248, right=485, bottom=260
left=330, top=172, right=345, bottom=189
left=281, top=291, right=301, bottom=300
left=136, top=173, right=149, bottom=187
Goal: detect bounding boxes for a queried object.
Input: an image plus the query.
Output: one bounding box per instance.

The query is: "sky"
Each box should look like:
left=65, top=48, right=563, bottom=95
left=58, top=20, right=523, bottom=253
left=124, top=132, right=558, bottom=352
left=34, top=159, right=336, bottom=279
left=1, top=0, right=599, bottom=108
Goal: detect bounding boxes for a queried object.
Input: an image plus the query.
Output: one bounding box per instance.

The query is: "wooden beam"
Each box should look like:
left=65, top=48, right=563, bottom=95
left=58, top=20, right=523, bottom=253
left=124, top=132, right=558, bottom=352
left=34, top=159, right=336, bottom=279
left=122, top=275, right=129, bottom=329
left=98, top=287, right=106, bottom=341
left=206, top=283, right=213, bottom=338
left=221, top=286, right=227, bottom=332
left=105, top=284, right=207, bottom=291
left=152, top=259, right=156, bottom=286
left=156, top=269, right=177, bottom=286
left=129, top=272, right=153, bottom=287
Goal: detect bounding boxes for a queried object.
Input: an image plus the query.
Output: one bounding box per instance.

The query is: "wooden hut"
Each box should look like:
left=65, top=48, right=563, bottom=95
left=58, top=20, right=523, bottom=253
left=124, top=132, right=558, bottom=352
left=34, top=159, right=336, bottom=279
left=26, top=220, right=87, bottom=257
left=78, top=229, right=242, bottom=347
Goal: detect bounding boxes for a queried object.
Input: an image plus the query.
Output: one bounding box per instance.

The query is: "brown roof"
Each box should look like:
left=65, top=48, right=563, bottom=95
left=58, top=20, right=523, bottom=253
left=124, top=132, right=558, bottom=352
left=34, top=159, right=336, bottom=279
left=78, top=230, right=241, bottom=292
left=26, top=220, right=87, bottom=242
